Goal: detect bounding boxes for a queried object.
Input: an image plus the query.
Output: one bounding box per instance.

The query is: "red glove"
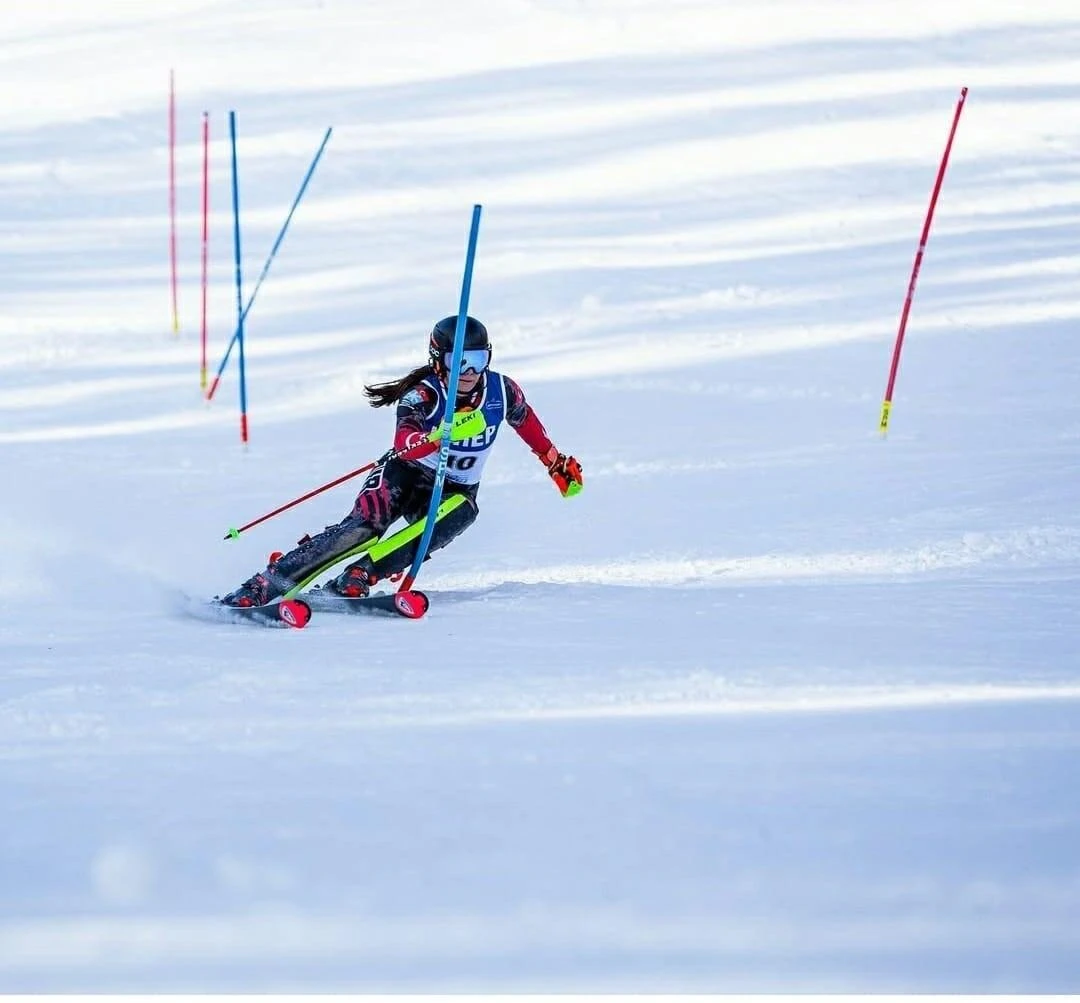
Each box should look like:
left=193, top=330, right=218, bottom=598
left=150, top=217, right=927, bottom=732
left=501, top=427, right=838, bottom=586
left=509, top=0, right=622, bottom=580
left=540, top=446, right=583, bottom=497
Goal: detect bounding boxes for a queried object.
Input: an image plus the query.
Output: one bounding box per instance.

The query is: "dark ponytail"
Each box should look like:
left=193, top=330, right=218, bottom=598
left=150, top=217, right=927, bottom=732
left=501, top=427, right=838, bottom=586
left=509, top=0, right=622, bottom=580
left=363, top=364, right=435, bottom=408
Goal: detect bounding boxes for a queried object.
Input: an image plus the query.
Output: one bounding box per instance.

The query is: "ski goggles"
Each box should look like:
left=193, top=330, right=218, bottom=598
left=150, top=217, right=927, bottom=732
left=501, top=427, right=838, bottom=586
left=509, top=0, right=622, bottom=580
left=445, top=348, right=491, bottom=374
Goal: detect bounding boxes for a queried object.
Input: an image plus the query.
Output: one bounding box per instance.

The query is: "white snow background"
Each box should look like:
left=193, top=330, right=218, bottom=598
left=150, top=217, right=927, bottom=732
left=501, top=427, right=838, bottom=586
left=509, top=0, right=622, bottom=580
left=2, top=0, right=1080, bottom=992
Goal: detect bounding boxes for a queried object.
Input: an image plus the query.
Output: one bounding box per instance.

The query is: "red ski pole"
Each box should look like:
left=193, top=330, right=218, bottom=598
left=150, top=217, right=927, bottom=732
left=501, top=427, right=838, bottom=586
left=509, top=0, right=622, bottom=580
left=223, top=410, right=486, bottom=540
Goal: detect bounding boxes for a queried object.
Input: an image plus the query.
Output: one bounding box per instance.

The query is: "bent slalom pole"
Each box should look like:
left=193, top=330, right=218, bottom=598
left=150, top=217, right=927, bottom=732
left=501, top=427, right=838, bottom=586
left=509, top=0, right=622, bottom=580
left=206, top=126, right=333, bottom=402
left=879, top=86, right=968, bottom=436
left=398, top=204, right=483, bottom=595
left=223, top=410, right=486, bottom=540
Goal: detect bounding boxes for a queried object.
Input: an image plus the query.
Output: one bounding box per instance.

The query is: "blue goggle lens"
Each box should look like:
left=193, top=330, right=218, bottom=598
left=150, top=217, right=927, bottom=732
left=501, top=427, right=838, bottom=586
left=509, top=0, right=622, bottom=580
left=446, top=348, right=490, bottom=374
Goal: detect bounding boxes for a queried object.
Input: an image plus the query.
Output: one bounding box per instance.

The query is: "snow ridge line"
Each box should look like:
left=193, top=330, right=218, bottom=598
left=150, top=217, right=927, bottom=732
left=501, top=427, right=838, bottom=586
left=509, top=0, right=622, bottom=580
left=429, top=525, right=1080, bottom=591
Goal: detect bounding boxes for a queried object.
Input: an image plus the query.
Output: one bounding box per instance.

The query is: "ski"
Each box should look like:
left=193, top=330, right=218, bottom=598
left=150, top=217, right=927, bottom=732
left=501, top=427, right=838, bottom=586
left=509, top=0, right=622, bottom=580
left=210, top=597, right=312, bottom=629
left=302, top=587, right=429, bottom=620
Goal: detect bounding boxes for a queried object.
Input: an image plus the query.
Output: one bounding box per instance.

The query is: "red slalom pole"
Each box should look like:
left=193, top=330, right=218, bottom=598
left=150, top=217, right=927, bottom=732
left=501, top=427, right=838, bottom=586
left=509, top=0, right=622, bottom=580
left=200, top=110, right=210, bottom=390
left=879, top=86, right=968, bottom=436
left=168, top=69, right=179, bottom=334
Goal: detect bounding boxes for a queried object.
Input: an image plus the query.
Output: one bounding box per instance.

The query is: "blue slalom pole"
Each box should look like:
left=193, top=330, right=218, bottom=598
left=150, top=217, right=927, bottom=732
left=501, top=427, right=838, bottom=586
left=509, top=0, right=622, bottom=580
left=399, top=204, right=483, bottom=593
left=206, top=126, right=333, bottom=401
left=228, top=111, right=249, bottom=445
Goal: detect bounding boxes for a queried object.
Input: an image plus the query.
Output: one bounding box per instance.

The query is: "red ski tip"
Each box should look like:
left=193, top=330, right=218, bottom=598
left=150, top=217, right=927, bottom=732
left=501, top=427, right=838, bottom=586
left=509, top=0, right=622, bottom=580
left=393, top=590, right=429, bottom=619
left=278, top=599, right=312, bottom=629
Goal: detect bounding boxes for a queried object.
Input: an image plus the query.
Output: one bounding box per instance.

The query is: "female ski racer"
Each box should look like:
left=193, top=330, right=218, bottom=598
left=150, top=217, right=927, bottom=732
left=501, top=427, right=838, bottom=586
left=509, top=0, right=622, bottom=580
left=221, top=315, right=583, bottom=607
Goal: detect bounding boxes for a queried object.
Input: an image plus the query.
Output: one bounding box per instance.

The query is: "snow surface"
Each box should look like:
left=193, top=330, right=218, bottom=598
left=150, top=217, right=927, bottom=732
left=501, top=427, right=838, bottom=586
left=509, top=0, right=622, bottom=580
left=2, top=0, right=1080, bottom=992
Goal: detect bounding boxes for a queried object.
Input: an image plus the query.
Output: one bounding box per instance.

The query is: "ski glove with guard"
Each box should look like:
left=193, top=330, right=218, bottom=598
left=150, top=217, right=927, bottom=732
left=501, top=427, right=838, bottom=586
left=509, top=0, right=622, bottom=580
left=540, top=446, right=583, bottom=497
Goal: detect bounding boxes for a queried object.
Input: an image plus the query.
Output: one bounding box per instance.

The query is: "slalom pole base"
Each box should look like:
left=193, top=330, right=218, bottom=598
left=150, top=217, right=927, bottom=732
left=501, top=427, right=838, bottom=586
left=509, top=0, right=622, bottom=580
left=278, top=598, right=312, bottom=628
left=392, top=590, right=429, bottom=619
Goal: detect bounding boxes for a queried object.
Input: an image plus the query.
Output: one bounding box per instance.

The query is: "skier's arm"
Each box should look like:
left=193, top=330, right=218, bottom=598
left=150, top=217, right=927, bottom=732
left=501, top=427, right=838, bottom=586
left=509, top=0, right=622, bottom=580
left=504, top=375, right=553, bottom=455
left=505, top=376, right=583, bottom=496
left=393, top=384, right=439, bottom=459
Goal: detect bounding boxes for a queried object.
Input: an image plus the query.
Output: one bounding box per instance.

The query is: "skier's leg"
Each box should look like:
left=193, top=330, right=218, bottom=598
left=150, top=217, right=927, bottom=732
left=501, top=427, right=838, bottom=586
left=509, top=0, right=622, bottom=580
left=221, top=458, right=402, bottom=606
left=329, top=490, right=478, bottom=595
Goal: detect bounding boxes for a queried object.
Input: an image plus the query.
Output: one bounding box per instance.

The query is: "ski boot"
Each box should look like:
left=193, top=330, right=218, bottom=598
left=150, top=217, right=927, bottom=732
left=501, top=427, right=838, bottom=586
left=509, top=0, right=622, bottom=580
left=220, top=571, right=276, bottom=608
left=327, top=561, right=378, bottom=598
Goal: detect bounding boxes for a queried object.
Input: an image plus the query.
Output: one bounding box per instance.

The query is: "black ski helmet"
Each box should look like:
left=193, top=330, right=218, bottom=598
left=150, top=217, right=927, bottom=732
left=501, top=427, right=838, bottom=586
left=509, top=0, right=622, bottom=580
left=428, top=315, right=490, bottom=377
